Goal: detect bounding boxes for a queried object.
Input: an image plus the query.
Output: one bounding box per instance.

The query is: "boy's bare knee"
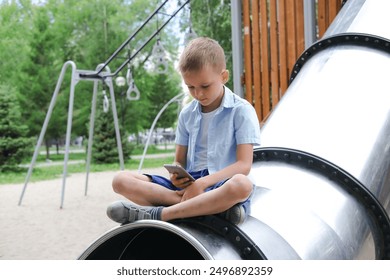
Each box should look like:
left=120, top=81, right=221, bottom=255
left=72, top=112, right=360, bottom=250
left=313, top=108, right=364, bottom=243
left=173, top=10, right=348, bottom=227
left=228, top=174, right=253, bottom=200
left=112, top=171, right=130, bottom=194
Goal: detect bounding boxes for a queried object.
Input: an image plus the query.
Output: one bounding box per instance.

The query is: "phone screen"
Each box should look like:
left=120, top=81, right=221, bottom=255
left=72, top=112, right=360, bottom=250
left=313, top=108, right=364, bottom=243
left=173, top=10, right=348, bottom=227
left=163, top=164, right=195, bottom=181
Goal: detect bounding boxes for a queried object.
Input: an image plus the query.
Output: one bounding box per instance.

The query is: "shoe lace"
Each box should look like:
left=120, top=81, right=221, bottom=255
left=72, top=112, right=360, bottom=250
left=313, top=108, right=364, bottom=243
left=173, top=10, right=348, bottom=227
left=128, top=206, right=151, bottom=221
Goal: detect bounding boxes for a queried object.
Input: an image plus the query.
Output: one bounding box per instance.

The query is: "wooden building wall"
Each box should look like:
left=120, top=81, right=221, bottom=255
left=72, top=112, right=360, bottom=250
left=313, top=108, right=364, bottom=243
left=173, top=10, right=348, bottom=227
left=242, top=0, right=346, bottom=123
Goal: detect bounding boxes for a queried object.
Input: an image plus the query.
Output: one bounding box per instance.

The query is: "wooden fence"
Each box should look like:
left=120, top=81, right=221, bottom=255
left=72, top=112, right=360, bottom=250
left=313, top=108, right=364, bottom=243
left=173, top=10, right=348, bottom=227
left=242, top=0, right=345, bottom=123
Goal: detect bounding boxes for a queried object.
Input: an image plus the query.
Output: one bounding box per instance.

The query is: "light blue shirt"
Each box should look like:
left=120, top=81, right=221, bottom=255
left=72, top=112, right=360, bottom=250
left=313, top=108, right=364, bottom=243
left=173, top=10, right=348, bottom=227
left=175, top=87, right=261, bottom=174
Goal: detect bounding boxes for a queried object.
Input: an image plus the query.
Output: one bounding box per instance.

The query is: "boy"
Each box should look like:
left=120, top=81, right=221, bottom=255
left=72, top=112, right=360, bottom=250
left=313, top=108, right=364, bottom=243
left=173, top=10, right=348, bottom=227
left=107, top=37, right=260, bottom=225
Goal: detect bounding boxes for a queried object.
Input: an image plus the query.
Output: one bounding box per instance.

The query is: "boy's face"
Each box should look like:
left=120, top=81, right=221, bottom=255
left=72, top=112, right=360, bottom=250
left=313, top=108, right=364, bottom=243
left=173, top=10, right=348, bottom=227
left=182, top=65, right=228, bottom=113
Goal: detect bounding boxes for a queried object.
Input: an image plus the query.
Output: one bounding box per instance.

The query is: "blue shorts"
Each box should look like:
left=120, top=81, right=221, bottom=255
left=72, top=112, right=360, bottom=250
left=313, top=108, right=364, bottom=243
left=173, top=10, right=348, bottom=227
left=145, top=169, right=253, bottom=212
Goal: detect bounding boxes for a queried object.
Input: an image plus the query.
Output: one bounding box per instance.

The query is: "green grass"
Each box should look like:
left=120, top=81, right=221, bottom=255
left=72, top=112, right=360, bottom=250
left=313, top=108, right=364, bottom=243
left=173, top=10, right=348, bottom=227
left=21, top=145, right=174, bottom=164
left=1, top=146, right=174, bottom=185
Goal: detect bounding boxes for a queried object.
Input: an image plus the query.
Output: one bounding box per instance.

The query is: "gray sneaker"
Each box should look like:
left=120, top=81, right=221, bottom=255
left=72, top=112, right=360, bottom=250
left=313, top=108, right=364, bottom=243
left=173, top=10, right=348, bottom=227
left=106, top=200, right=163, bottom=224
left=219, top=204, right=247, bottom=225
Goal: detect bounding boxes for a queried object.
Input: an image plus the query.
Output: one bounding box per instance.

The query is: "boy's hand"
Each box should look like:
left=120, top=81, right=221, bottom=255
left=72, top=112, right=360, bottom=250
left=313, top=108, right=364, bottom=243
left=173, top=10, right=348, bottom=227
left=179, top=182, right=204, bottom=201
left=170, top=173, right=193, bottom=189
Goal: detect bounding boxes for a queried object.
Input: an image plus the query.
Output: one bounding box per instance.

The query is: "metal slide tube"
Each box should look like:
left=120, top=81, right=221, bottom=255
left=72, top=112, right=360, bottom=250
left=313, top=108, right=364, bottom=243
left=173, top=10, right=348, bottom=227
left=249, top=0, right=390, bottom=259
left=79, top=0, right=390, bottom=260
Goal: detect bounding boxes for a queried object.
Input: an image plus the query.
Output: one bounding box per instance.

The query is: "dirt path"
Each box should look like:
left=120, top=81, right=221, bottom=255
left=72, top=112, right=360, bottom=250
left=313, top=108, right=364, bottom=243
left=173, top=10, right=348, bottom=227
left=0, top=167, right=166, bottom=260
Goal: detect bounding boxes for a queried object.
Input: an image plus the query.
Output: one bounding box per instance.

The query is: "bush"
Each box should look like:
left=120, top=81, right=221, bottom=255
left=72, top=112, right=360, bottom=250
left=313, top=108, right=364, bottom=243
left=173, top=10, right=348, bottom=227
left=0, top=85, right=31, bottom=171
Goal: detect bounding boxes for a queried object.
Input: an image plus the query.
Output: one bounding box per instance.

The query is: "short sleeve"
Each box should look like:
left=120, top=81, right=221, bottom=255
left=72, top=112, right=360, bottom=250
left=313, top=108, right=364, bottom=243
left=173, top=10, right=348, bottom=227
left=234, top=103, right=261, bottom=146
left=175, top=110, right=189, bottom=146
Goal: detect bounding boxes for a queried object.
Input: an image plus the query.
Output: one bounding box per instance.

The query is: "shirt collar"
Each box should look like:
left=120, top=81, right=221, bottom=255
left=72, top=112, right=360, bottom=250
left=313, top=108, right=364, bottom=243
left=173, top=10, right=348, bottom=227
left=221, top=86, right=236, bottom=109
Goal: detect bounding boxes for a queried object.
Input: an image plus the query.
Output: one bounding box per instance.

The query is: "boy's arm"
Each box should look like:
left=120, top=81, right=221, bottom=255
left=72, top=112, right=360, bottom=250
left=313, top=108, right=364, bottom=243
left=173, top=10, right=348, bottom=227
left=173, top=144, right=188, bottom=168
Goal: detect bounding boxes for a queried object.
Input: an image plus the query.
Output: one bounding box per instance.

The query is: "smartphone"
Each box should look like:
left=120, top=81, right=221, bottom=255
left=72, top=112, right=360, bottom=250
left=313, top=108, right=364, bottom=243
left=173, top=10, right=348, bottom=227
left=163, top=164, right=195, bottom=181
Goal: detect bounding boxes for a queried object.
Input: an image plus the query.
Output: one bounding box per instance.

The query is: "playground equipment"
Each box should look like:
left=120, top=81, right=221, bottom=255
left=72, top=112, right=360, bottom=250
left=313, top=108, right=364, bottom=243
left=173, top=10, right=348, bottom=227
left=79, top=0, right=390, bottom=260
left=18, top=0, right=190, bottom=208
left=18, top=63, right=124, bottom=209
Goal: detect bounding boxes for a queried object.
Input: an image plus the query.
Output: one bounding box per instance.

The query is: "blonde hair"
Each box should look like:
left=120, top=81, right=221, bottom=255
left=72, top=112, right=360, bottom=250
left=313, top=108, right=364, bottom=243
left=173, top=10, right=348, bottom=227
left=178, top=37, right=226, bottom=74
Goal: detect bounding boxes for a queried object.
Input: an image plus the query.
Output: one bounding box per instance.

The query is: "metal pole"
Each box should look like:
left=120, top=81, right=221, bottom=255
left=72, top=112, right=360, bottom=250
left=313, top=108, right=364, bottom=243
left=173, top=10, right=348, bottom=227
left=84, top=72, right=100, bottom=196
left=138, top=92, right=185, bottom=173
left=231, top=0, right=244, bottom=97
left=95, top=0, right=169, bottom=75
left=60, top=63, right=79, bottom=209
left=83, top=0, right=191, bottom=79
left=108, top=0, right=191, bottom=78
left=18, top=61, right=76, bottom=206
left=304, top=0, right=317, bottom=48
left=106, top=77, right=125, bottom=170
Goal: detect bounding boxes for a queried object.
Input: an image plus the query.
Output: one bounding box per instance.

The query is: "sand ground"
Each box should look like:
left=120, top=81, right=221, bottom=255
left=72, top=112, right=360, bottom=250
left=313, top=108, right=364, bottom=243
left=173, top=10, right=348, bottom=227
left=0, top=167, right=166, bottom=260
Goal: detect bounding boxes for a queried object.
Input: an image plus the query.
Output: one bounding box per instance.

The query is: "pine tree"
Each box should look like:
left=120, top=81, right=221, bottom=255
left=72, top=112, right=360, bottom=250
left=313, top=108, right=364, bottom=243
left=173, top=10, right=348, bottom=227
left=92, top=93, right=132, bottom=164
left=0, top=85, right=31, bottom=171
